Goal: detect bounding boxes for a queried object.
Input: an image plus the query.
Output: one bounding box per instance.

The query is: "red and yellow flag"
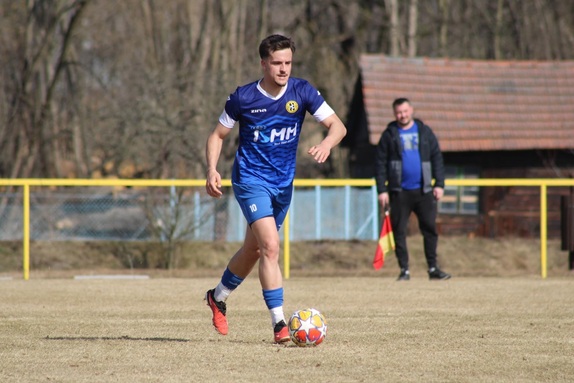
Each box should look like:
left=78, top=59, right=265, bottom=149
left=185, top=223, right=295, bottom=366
left=373, top=212, right=395, bottom=270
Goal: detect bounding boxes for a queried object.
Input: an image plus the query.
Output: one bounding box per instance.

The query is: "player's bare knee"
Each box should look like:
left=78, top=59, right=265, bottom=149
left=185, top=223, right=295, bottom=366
left=258, top=240, right=280, bottom=261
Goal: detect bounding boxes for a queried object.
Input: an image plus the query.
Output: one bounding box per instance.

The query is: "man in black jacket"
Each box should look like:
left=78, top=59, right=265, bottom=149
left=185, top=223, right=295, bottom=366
left=375, top=98, right=451, bottom=281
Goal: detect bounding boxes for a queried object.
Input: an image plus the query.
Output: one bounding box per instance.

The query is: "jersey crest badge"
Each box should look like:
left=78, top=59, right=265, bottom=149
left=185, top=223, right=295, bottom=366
left=285, top=100, right=299, bottom=114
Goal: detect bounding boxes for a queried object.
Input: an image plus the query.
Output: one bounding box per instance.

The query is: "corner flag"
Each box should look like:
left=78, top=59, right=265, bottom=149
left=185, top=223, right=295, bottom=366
left=373, top=211, right=395, bottom=270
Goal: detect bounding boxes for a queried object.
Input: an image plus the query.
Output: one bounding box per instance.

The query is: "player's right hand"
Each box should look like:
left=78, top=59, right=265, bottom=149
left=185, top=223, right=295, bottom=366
left=378, top=192, right=389, bottom=208
left=206, top=170, right=223, bottom=198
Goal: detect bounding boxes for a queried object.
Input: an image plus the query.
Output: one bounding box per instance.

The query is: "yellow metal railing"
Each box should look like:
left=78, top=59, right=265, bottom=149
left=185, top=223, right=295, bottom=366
left=0, top=178, right=212, bottom=280
left=2, top=178, right=574, bottom=280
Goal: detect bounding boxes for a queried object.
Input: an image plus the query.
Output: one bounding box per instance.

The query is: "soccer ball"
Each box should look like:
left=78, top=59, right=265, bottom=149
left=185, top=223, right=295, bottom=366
left=288, top=308, right=327, bottom=347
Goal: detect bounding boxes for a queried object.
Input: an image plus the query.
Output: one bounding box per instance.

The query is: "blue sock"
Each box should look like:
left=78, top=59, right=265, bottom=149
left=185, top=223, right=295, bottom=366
left=214, top=268, right=244, bottom=302
left=221, top=267, right=244, bottom=290
left=262, top=287, right=284, bottom=310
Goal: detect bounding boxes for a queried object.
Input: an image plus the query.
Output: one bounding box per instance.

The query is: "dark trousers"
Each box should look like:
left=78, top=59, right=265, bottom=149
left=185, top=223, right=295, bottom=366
left=389, top=189, right=438, bottom=270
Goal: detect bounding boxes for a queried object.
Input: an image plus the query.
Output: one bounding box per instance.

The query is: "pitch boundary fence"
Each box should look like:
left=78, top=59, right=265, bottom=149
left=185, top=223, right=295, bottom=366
left=1, top=178, right=573, bottom=280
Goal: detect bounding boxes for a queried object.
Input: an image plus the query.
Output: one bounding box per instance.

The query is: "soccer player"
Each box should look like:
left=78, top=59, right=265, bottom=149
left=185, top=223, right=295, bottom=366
left=204, top=34, right=347, bottom=343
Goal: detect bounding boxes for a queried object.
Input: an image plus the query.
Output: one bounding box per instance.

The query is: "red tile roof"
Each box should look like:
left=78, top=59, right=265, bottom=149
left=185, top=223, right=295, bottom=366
left=360, top=55, right=574, bottom=151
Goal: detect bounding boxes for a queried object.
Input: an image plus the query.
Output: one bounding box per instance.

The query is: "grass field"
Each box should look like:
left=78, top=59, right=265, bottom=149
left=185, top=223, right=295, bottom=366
left=1, top=276, right=573, bottom=382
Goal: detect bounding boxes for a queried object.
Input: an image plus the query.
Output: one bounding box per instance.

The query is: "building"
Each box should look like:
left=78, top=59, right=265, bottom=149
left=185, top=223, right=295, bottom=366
left=344, top=55, right=574, bottom=238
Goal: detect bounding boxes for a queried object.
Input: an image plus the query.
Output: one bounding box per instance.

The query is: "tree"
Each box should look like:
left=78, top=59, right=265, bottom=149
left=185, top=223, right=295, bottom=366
left=0, top=0, right=89, bottom=178
left=1, top=0, right=574, bottom=181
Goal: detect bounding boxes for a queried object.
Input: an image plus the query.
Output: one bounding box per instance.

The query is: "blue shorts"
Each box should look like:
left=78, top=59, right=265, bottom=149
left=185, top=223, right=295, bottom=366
left=233, top=182, right=293, bottom=230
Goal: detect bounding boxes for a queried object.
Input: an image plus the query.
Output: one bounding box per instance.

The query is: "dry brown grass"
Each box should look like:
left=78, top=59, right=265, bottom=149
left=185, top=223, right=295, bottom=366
left=0, top=276, right=573, bottom=382
left=1, top=234, right=571, bottom=279
left=1, top=235, right=573, bottom=381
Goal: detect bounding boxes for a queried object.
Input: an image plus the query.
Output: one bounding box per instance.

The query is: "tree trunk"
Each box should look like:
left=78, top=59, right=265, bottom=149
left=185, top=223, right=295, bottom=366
left=386, top=0, right=400, bottom=56
left=407, top=0, right=418, bottom=57
left=439, top=0, right=450, bottom=57
left=494, top=0, right=504, bottom=59
left=258, top=0, right=269, bottom=43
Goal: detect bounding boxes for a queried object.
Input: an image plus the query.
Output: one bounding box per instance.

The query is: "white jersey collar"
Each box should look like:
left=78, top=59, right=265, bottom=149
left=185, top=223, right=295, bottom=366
left=257, top=79, right=288, bottom=100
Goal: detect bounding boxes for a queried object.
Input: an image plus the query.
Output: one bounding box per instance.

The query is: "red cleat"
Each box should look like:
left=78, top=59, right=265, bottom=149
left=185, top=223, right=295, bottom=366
left=205, top=289, right=228, bottom=335
left=273, top=320, right=290, bottom=344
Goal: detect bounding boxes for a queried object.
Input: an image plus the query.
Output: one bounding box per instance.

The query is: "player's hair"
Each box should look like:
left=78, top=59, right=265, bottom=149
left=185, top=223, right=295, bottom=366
left=259, top=34, right=296, bottom=59
left=392, top=97, right=411, bottom=109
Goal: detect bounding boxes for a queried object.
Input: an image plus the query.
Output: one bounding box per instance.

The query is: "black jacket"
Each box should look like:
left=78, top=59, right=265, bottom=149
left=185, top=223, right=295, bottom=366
left=374, top=119, right=445, bottom=194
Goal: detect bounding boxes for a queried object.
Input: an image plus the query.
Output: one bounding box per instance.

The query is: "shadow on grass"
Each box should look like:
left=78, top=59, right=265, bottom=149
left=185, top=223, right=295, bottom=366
left=44, top=335, right=190, bottom=342
left=44, top=335, right=296, bottom=346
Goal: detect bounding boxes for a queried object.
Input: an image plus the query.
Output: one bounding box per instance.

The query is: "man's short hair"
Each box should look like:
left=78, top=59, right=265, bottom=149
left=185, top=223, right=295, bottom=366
left=259, top=34, right=296, bottom=59
left=392, top=98, right=411, bottom=109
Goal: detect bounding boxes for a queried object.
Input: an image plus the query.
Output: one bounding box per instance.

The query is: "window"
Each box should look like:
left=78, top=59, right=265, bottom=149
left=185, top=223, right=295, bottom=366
left=439, top=166, right=479, bottom=214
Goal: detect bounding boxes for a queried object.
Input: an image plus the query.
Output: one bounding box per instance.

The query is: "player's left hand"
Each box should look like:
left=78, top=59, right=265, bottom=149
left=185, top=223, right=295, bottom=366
left=433, top=187, right=444, bottom=201
left=307, top=143, right=331, bottom=163
left=206, top=169, right=223, bottom=198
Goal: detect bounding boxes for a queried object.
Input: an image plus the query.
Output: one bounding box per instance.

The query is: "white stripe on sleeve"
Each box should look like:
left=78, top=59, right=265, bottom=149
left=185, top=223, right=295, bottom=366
left=312, top=102, right=335, bottom=122
left=218, top=110, right=236, bottom=129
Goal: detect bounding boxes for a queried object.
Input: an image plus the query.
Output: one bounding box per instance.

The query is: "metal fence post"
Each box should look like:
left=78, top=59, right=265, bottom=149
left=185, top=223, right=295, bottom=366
left=23, top=184, right=30, bottom=280
left=372, top=185, right=379, bottom=240
left=540, top=184, right=547, bottom=279
left=315, top=185, right=321, bottom=240
left=344, top=185, right=350, bottom=240
left=284, top=210, right=290, bottom=279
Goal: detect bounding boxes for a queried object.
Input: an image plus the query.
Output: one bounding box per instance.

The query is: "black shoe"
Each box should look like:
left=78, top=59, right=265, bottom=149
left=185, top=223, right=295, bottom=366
left=428, top=267, right=451, bottom=280
left=397, top=269, right=410, bottom=281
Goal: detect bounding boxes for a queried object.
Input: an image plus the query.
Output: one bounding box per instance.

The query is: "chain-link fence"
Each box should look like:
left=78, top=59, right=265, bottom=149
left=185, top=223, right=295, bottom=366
left=0, top=186, right=379, bottom=242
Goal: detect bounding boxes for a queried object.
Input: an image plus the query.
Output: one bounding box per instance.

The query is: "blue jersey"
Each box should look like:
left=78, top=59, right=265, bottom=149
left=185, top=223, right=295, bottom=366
left=220, top=77, right=333, bottom=188
left=399, top=122, right=422, bottom=190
